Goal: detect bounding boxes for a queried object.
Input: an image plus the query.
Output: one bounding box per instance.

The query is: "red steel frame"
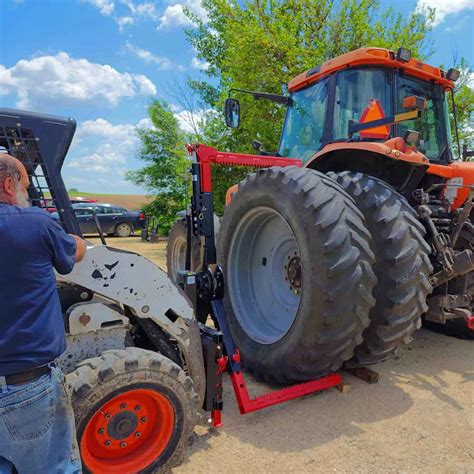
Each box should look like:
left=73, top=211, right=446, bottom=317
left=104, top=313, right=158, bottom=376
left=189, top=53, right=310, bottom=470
left=187, top=143, right=344, bottom=427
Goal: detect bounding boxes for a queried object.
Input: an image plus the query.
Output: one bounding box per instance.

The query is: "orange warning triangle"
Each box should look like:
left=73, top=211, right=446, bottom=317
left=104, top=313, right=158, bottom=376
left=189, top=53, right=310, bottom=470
left=359, top=99, right=390, bottom=139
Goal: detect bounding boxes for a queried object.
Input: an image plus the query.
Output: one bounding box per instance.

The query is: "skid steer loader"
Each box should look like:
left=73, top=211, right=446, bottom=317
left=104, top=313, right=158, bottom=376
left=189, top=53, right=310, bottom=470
left=168, top=47, right=474, bottom=385
left=0, top=108, right=346, bottom=472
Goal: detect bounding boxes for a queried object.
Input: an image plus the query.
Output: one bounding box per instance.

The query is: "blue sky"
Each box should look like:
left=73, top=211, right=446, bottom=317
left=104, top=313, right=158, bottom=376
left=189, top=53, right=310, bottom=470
left=1, top=0, right=473, bottom=194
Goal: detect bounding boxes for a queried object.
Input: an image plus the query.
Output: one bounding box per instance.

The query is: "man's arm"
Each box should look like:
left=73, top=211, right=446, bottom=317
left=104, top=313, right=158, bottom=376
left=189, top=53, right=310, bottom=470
left=69, top=234, right=87, bottom=263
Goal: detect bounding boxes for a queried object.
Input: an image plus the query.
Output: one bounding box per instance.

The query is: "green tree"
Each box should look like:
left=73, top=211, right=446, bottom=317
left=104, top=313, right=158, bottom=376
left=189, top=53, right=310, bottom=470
left=448, top=60, right=474, bottom=159
left=126, top=100, right=191, bottom=234
left=186, top=0, right=434, bottom=152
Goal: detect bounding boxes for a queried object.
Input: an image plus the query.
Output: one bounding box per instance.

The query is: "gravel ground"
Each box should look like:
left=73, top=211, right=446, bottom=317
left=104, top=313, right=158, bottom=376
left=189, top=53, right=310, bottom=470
left=91, top=237, right=474, bottom=473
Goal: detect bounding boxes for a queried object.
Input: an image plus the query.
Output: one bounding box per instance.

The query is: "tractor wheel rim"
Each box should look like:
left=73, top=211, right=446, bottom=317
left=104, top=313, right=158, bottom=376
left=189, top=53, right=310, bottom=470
left=228, top=206, right=301, bottom=344
left=81, top=389, right=175, bottom=473
left=171, top=236, right=187, bottom=279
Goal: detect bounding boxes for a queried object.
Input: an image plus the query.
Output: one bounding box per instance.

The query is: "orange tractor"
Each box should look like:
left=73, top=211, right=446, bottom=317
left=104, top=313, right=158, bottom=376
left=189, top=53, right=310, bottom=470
left=169, top=47, right=474, bottom=384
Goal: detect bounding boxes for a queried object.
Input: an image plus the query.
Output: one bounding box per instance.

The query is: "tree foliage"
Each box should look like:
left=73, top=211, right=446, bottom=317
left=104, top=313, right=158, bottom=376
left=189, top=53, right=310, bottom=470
left=126, top=100, right=191, bottom=234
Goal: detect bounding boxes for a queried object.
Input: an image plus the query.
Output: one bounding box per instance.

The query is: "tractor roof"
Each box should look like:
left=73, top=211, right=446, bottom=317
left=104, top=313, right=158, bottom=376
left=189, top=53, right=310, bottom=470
left=288, top=47, right=454, bottom=93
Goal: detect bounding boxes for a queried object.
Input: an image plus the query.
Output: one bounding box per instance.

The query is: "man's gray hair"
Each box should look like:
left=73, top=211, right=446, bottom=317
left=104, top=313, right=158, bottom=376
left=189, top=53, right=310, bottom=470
left=0, top=154, right=22, bottom=183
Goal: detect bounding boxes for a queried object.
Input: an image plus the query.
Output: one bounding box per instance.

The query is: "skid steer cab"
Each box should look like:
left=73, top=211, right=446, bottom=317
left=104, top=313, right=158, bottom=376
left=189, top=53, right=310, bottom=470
left=0, top=108, right=347, bottom=472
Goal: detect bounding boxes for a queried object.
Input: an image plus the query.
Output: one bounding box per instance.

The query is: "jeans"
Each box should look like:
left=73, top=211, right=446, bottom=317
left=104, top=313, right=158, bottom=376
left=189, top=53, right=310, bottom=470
left=0, top=366, right=82, bottom=474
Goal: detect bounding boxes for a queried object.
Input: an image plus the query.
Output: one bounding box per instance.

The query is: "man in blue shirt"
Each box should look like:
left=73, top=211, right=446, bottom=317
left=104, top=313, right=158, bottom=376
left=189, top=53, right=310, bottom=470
left=0, top=153, right=87, bottom=473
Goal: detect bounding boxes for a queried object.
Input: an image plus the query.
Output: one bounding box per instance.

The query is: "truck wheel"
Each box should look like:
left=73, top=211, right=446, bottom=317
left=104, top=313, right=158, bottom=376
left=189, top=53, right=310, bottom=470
left=115, top=222, right=132, bottom=237
left=68, top=348, right=198, bottom=473
left=330, top=171, right=433, bottom=365
left=166, top=219, right=201, bottom=281
left=218, top=167, right=376, bottom=384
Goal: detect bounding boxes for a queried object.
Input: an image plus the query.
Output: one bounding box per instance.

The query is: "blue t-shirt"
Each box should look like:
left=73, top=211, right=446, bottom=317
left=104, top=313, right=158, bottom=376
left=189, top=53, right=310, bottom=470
left=0, top=204, right=77, bottom=376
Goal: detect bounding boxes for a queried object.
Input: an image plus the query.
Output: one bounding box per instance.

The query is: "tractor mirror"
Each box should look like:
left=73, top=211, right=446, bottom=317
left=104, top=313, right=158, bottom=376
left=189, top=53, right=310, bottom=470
left=225, top=98, right=240, bottom=128
left=403, top=95, right=426, bottom=111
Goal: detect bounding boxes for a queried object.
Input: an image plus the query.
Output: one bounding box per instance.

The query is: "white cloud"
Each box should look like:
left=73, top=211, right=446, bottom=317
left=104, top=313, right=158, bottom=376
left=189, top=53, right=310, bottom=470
left=0, top=52, right=156, bottom=109
left=416, top=0, right=474, bottom=26
left=68, top=117, right=152, bottom=174
left=173, top=107, right=208, bottom=133
left=124, top=42, right=183, bottom=70
left=82, top=0, right=115, bottom=16
left=157, top=0, right=208, bottom=30
left=191, top=57, right=210, bottom=71
left=117, top=16, right=134, bottom=31
left=120, top=0, right=158, bottom=19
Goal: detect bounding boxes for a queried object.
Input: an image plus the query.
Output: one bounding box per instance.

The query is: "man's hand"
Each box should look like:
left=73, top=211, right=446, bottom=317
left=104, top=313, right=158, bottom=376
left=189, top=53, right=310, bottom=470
left=69, top=234, right=87, bottom=263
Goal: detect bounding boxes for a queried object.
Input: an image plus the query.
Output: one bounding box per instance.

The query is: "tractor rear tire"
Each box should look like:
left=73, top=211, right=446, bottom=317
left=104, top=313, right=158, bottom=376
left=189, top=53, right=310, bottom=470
left=330, top=171, right=433, bottom=366
left=218, top=167, right=376, bottom=384
left=166, top=219, right=201, bottom=281
left=68, top=348, right=198, bottom=473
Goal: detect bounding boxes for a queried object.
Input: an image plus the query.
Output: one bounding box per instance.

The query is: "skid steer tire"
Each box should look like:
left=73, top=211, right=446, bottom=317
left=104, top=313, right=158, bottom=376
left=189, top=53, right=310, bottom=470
left=218, top=167, right=376, bottom=384
left=68, top=347, right=199, bottom=473
left=166, top=219, right=201, bottom=281
left=330, top=171, right=433, bottom=366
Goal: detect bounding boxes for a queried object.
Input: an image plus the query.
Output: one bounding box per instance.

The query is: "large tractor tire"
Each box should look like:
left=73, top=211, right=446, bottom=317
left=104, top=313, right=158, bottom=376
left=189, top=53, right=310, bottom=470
left=166, top=219, right=201, bottom=281
left=218, top=167, right=376, bottom=384
left=68, top=348, right=198, bottom=473
left=330, top=171, right=433, bottom=366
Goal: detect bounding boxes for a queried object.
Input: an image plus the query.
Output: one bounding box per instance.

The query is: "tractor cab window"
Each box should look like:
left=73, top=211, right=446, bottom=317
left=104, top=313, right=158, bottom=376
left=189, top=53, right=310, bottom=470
left=333, top=68, right=391, bottom=141
left=279, top=78, right=328, bottom=162
left=397, top=75, right=446, bottom=161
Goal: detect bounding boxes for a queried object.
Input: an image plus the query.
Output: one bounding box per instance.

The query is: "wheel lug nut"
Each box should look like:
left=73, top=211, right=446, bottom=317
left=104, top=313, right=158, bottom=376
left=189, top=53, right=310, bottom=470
left=135, top=432, right=142, bottom=438
left=135, top=405, right=141, bottom=411
left=105, top=413, right=112, bottom=419
left=120, top=403, right=127, bottom=409
left=120, top=442, right=127, bottom=448
left=104, top=440, right=111, bottom=446
left=98, top=428, right=105, bottom=435
left=141, top=417, right=147, bottom=423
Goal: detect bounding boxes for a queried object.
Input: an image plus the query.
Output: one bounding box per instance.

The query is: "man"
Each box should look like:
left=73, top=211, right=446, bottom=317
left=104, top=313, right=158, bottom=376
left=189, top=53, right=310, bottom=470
left=0, top=153, right=87, bottom=473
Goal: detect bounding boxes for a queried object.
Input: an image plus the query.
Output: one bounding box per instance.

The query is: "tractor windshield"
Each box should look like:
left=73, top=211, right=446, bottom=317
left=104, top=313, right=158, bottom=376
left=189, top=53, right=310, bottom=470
left=279, top=66, right=449, bottom=163
left=278, top=78, right=329, bottom=162
left=397, top=75, right=447, bottom=161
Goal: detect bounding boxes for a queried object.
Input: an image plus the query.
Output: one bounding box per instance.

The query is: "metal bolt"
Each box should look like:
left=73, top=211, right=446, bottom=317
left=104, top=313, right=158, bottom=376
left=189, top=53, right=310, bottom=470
left=120, top=403, right=127, bottom=409
left=141, top=417, right=147, bottom=423
left=105, top=413, right=112, bottom=419
left=141, top=305, right=150, bottom=314
left=135, top=432, right=142, bottom=438
left=104, top=440, right=111, bottom=447
left=98, top=428, right=105, bottom=435
left=135, top=405, right=141, bottom=411
left=120, top=442, right=127, bottom=448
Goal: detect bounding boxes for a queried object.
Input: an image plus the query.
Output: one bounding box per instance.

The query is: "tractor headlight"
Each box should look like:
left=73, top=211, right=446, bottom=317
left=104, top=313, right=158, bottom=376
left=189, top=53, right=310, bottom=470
left=446, top=68, right=460, bottom=82
left=396, top=47, right=412, bottom=63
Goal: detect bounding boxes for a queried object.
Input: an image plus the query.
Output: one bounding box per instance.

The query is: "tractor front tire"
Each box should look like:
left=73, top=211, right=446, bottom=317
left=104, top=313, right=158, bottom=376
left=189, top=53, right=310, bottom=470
left=330, top=171, right=433, bottom=366
left=166, top=219, right=201, bottom=281
left=68, top=348, right=198, bottom=473
left=218, top=167, right=376, bottom=384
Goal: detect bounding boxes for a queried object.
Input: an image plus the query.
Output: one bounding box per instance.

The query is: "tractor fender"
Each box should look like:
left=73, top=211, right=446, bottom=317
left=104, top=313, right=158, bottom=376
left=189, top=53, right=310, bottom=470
left=57, top=244, right=206, bottom=401
left=306, top=139, right=429, bottom=169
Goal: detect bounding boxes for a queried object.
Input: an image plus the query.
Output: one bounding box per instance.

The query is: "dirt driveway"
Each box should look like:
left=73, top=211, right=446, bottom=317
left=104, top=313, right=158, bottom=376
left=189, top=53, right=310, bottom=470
left=91, top=237, right=474, bottom=473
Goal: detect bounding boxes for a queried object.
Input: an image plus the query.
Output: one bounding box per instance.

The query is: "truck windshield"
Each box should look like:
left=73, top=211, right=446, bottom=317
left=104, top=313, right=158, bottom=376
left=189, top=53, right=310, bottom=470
left=397, top=75, right=446, bottom=161
left=279, top=78, right=328, bottom=162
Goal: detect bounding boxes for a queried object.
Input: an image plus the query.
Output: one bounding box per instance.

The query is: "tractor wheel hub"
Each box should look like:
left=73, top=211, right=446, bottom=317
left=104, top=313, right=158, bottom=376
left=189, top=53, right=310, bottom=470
left=107, top=411, right=138, bottom=440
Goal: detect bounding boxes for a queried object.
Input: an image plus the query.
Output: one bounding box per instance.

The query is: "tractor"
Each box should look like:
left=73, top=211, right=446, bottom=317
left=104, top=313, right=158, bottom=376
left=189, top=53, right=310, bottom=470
left=168, top=47, right=474, bottom=384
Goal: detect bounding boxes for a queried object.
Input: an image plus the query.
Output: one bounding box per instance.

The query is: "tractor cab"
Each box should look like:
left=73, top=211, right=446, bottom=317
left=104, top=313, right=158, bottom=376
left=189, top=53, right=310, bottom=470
left=226, top=47, right=459, bottom=167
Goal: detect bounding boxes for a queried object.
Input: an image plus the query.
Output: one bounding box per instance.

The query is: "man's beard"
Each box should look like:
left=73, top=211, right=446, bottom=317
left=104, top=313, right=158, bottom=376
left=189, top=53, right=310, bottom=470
left=15, top=187, right=30, bottom=208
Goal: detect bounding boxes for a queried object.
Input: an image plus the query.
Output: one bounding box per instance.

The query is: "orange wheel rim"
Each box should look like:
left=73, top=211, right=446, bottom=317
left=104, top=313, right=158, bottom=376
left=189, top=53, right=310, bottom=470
left=81, top=389, right=175, bottom=473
